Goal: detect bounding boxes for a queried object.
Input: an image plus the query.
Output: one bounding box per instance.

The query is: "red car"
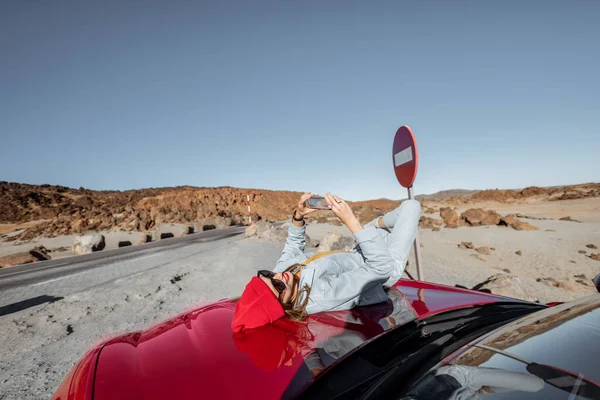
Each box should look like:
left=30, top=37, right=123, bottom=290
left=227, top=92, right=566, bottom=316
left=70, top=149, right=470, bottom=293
left=52, top=277, right=600, bottom=400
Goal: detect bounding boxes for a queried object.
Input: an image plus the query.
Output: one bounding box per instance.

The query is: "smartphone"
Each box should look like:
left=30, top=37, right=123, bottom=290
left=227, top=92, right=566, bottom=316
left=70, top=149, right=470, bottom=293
left=306, top=196, right=330, bottom=210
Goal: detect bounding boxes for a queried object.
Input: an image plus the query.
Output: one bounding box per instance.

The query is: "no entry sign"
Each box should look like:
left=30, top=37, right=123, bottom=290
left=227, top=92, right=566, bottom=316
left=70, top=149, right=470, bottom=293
left=393, top=125, right=418, bottom=188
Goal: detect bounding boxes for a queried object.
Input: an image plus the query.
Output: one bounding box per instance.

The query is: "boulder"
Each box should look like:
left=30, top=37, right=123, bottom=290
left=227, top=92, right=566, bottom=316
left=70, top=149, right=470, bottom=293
left=419, top=216, right=443, bottom=230
left=557, top=280, right=580, bottom=292
left=536, top=277, right=559, bottom=287
left=475, top=246, right=490, bottom=255
left=499, top=216, right=539, bottom=231
left=72, top=234, right=106, bottom=255
left=0, top=246, right=51, bottom=268
left=439, top=207, right=460, bottom=226
left=461, top=208, right=502, bottom=226
left=586, top=244, right=598, bottom=249
left=472, top=274, right=537, bottom=302
left=458, top=241, right=475, bottom=250
left=137, top=234, right=152, bottom=244
left=318, top=231, right=355, bottom=253
left=559, top=216, right=581, bottom=223
left=245, top=225, right=257, bottom=237
left=256, top=222, right=288, bottom=243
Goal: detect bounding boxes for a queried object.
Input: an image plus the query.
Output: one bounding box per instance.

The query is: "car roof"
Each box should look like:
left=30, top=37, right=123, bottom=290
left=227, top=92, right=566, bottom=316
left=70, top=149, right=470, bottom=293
left=91, top=279, right=533, bottom=400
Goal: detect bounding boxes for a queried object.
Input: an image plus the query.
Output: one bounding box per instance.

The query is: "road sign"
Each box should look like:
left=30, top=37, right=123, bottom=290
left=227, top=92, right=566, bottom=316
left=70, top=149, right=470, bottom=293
left=392, top=125, right=423, bottom=280
left=392, top=125, right=418, bottom=188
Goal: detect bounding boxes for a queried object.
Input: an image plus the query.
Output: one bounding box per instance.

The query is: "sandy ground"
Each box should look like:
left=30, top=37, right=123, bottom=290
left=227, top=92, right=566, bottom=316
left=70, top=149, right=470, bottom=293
left=0, top=199, right=598, bottom=399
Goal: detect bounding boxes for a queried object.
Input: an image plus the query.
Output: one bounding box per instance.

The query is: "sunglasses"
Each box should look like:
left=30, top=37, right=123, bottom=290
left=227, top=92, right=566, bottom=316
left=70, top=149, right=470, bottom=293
left=257, top=270, right=286, bottom=295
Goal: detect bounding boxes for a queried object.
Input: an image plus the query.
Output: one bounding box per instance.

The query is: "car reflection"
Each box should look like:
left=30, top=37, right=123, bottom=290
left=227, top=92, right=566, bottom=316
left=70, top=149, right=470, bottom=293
left=232, top=288, right=417, bottom=395
left=400, top=365, right=544, bottom=399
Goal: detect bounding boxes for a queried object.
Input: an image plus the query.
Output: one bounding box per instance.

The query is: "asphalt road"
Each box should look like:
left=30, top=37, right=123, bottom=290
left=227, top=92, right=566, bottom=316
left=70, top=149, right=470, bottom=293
left=0, top=226, right=245, bottom=311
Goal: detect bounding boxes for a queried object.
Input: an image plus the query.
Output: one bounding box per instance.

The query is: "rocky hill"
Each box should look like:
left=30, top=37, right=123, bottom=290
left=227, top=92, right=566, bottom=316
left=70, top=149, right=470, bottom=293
left=0, top=182, right=400, bottom=241
left=416, top=189, right=480, bottom=200
left=1, top=181, right=598, bottom=243
left=446, top=183, right=600, bottom=204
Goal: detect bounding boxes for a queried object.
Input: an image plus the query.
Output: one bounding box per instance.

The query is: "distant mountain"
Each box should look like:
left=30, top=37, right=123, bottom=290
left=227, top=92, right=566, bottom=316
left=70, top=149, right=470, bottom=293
left=415, top=189, right=480, bottom=200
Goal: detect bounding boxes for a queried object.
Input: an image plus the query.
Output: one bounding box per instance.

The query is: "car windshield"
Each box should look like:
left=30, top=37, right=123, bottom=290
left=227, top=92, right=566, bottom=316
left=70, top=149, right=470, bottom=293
left=400, top=296, right=600, bottom=400
left=298, top=301, right=546, bottom=399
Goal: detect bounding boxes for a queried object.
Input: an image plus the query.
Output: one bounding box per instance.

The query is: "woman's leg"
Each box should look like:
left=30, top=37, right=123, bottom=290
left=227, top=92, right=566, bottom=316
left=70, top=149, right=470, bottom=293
left=378, top=200, right=421, bottom=286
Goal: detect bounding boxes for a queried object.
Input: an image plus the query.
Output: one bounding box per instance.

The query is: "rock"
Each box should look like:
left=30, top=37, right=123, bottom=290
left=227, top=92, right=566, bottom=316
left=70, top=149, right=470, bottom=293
left=137, top=234, right=152, bottom=244
left=254, top=222, right=272, bottom=237
left=256, top=222, right=288, bottom=243
left=574, top=273, right=588, bottom=280
left=419, top=216, right=443, bottom=229
left=461, top=209, right=502, bottom=226
left=439, top=207, right=460, bottom=226
left=557, top=280, right=580, bottom=292
left=472, top=274, right=537, bottom=302
left=586, top=244, right=598, bottom=249
left=503, top=268, right=511, bottom=273
left=30, top=245, right=50, bottom=259
left=160, top=232, right=174, bottom=239
left=432, top=227, right=441, bottom=232
left=245, top=225, right=257, bottom=237
left=499, top=216, right=539, bottom=231
left=318, top=231, right=355, bottom=252
left=559, top=216, right=581, bottom=223
left=118, top=241, right=132, bottom=247
left=536, top=277, right=559, bottom=287
left=475, top=246, right=490, bottom=255
left=458, top=241, right=475, bottom=250
left=515, top=250, right=522, bottom=256
left=590, top=253, right=600, bottom=261
left=490, top=247, right=496, bottom=251
left=72, top=234, right=106, bottom=255
left=0, top=246, right=51, bottom=268
left=578, top=250, right=587, bottom=254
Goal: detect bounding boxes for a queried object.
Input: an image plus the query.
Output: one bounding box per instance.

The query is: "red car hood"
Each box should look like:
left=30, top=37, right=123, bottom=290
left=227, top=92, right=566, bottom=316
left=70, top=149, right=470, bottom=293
left=66, top=280, right=532, bottom=400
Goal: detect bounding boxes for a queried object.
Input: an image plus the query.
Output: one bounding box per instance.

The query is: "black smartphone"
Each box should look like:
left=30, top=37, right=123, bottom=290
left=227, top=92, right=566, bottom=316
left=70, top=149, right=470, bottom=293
left=306, top=196, right=330, bottom=210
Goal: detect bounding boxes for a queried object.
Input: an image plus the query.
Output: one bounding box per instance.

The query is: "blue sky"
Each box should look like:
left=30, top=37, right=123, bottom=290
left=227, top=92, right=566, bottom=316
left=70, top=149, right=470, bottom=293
left=1, top=1, right=598, bottom=201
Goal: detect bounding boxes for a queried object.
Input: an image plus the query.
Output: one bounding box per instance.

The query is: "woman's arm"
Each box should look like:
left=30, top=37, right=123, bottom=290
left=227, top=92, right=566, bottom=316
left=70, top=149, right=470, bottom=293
left=274, top=192, right=318, bottom=272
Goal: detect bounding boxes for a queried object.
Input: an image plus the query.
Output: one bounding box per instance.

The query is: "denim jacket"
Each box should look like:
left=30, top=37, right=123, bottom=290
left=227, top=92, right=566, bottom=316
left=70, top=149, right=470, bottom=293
left=273, top=222, right=402, bottom=314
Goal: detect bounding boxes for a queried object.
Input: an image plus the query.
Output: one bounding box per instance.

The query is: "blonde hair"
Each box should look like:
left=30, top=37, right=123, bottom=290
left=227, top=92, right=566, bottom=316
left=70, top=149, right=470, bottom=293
left=281, top=263, right=311, bottom=322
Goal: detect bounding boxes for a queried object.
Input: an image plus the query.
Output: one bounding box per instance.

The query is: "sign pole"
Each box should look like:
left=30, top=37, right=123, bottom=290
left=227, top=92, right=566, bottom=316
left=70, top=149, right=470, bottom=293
left=407, top=186, right=423, bottom=280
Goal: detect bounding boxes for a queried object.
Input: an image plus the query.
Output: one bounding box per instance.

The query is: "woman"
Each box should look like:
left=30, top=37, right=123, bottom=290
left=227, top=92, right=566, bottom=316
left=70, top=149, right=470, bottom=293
left=231, top=192, right=421, bottom=332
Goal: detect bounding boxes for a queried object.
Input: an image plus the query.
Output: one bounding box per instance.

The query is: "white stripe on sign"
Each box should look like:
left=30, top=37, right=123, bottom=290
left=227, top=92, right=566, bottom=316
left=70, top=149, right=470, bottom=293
left=394, top=147, right=413, bottom=167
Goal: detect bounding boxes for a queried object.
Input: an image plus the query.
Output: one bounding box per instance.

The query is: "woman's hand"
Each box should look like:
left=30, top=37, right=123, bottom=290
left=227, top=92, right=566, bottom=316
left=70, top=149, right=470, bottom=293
left=296, top=192, right=319, bottom=218
left=323, top=193, right=363, bottom=233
